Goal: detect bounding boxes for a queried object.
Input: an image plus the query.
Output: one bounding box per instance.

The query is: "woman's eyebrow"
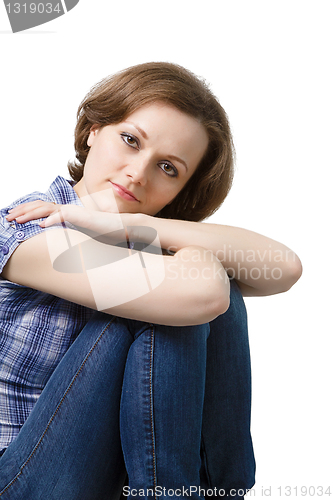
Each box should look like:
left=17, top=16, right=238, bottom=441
left=124, top=121, right=188, bottom=171
left=125, top=121, right=148, bottom=140
left=167, top=155, right=188, bottom=171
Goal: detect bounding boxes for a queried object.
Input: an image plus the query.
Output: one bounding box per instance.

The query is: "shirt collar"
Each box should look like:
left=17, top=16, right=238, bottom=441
left=46, top=176, right=83, bottom=207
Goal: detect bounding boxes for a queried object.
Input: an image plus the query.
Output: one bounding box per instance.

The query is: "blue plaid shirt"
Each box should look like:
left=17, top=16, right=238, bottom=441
left=0, top=176, right=94, bottom=452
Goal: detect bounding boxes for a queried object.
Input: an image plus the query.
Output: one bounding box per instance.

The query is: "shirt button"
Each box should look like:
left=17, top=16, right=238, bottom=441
left=1, top=245, right=9, bottom=255
left=15, top=230, right=25, bottom=241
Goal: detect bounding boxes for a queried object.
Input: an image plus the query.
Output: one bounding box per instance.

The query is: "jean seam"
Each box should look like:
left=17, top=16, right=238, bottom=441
left=0, top=317, right=115, bottom=498
left=149, top=324, right=157, bottom=499
left=200, top=436, right=212, bottom=489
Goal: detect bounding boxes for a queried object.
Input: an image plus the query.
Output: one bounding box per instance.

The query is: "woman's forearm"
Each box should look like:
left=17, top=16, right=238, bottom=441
left=126, top=214, right=302, bottom=296
left=7, top=202, right=301, bottom=300
left=2, top=227, right=230, bottom=326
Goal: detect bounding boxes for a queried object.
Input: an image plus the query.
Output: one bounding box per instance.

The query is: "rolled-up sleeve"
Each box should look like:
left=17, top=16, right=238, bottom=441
left=0, top=192, right=50, bottom=274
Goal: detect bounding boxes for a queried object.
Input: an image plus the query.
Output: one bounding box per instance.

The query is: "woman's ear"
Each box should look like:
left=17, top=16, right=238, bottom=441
left=87, top=124, right=100, bottom=147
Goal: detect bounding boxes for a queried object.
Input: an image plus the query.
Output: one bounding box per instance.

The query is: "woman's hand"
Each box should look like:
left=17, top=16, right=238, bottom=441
left=6, top=200, right=126, bottom=238
left=40, top=204, right=127, bottom=241
left=6, top=200, right=57, bottom=224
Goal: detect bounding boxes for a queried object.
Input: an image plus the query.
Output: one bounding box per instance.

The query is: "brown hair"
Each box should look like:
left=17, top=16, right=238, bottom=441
left=68, top=62, right=234, bottom=222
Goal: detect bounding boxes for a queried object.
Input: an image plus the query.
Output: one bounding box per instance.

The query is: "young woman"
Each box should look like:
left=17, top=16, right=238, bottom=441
left=0, top=62, right=302, bottom=499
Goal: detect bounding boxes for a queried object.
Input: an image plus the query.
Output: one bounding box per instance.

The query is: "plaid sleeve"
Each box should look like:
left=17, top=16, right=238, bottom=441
left=0, top=191, right=51, bottom=274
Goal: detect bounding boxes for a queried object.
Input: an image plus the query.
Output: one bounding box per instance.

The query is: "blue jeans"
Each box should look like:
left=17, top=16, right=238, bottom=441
left=0, top=280, right=255, bottom=499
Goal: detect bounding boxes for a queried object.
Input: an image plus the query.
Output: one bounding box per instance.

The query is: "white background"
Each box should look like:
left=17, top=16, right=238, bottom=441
left=0, top=1, right=332, bottom=497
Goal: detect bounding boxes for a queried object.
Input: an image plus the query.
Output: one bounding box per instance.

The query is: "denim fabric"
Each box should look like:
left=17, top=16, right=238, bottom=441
left=0, top=314, right=129, bottom=500
left=120, top=322, right=210, bottom=498
left=0, top=281, right=255, bottom=499
left=201, top=280, right=255, bottom=499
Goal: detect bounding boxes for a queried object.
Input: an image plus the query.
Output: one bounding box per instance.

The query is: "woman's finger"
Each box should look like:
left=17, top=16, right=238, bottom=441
left=15, top=207, right=57, bottom=224
left=8, top=200, right=46, bottom=213
left=39, top=212, right=64, bottom=227
left=40, top=205, right=93, bottom=228
left=39, top=206, right=123, bottom=237
left=39, top=209, right=69, bottom=228
left=8, top=200, right=53, bottom=215
left=6, top=201, right=57, bottom=222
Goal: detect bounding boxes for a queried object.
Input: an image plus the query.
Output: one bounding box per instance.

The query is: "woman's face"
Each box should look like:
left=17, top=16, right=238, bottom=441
left=74, top=102, right=208, bottom=215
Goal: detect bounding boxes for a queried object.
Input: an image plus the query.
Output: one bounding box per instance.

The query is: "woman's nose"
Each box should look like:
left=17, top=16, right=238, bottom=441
left=126, top=158, right=150, bottom=186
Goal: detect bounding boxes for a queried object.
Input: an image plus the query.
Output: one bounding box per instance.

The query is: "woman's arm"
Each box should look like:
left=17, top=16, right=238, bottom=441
left=1, top=219, right=230, bottom=326
left=128, top=215, right=302, bottom=296
left=6, top=200, right=302, bottom=300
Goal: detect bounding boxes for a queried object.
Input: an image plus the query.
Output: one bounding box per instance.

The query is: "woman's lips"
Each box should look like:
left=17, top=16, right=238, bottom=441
left=111, top=182, right=139, bottom=202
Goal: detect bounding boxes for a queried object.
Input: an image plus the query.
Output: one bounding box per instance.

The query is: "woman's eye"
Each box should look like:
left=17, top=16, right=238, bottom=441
left=121, top=133, right=139, bottom=149
left=159, top=162, right=178, bottom=177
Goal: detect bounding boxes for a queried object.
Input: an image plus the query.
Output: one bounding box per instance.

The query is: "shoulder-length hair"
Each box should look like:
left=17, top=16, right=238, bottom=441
left=68, top=62, right=234, bottom=222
